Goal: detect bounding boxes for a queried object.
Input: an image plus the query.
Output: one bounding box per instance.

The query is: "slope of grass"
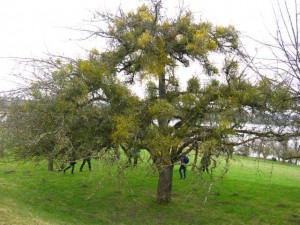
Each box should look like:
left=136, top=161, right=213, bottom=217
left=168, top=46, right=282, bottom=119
left=0, top=156, right=299, bottom=225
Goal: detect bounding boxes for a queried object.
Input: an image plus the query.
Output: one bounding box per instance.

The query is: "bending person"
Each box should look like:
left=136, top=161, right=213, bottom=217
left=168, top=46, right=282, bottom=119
left=80, top=152, right=92, bottom=172
left=64, top=151, right=77, bottom=174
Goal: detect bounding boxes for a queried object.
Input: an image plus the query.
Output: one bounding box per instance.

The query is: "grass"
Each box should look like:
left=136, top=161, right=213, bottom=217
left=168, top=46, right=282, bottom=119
left=0, top=155, right=299, bottom=225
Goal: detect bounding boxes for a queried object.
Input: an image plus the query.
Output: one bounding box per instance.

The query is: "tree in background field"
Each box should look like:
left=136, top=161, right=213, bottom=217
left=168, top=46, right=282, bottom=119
left=2, top=53, right=140, bottom=170
left=242, top=0, right=300, bottom=159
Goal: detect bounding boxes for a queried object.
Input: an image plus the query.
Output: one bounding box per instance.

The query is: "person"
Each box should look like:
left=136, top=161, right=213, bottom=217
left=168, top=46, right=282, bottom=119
left=64, top=151, right=77, bottom=174
left=200, top=152, right=211, bottom=173
left=125, top=148, right=140, bottom=167
left=79, top=154, right=92, bottom=172
left=179, top=154, right=189, bottom=179
left=132, top=150, right=140, bottom=167
left=63, top=160, right=76, bottom=174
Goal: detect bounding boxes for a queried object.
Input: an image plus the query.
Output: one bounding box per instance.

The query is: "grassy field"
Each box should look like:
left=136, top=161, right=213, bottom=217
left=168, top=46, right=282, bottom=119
left=0, top=155, right=299, bottom=225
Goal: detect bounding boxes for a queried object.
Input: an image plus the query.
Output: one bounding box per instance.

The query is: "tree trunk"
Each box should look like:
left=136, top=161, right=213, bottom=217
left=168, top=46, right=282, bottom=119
left=157, top=72, right=173, bottom=204
left=48, top=157, right=54, bottom=171
left=157, top=165, right=174, bottom=204
left=192, top=145, right=199, bottom=171
left=158, top=73, right=166, bottom=99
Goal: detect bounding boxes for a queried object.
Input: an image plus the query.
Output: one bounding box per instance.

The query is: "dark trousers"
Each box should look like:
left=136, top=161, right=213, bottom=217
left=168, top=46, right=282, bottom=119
left=201, top=156, right=211, bottom=173
left=80, top=158, right=91, bottom=171
left=202, top=165, right=209, bottom=173
left=64, top=162, right=76, bottom=174
left=179, top=165, right=187, bottom=179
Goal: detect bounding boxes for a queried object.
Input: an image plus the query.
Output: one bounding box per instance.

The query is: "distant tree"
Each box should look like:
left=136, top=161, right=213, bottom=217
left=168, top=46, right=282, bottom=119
left=2, top=53, right=141, bottom=170
left=0, top=96, right=9, bottom=157
left=242, top=0, right=300, bottom=156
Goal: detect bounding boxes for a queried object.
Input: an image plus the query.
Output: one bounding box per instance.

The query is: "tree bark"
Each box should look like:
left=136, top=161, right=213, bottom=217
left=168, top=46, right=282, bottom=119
left=192, top=145, right=199, bottom=171
left=157, top=165, right=174, bottom=204
left=158, top=73, right=166, bottom=99
left=48, top=157, right=54, bottom=171
left=156, top=73, right=174, bottom=204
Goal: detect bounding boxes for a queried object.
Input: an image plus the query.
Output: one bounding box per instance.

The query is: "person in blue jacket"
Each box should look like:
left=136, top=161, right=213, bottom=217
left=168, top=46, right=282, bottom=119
left=179, top=154, right=189, bottom=179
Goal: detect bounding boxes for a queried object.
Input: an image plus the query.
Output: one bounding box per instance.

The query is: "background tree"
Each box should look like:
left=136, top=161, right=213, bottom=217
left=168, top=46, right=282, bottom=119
left=2, top=52, right=141, bottom=170
left=241, top=0, right=300, bottom=159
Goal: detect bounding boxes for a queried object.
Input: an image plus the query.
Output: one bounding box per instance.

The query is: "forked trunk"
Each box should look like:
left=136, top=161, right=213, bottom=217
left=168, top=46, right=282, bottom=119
left=157, top=165, right=174, bottom=204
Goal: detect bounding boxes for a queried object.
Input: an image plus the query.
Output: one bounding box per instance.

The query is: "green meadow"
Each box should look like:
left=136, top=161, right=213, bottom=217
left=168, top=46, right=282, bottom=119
left=0, top=155, right=299, bottom=225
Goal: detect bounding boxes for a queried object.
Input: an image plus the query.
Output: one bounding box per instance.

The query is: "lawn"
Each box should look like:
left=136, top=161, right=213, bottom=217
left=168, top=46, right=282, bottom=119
left=0, top=155, right=299, bottom=225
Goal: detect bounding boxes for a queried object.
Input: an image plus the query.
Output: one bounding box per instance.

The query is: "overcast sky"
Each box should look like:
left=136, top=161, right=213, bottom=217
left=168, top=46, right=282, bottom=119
left=0, top=0, right=280, bottom=92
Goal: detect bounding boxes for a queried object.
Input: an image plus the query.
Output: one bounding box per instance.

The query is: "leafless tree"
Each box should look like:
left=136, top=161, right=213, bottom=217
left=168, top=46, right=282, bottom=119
left=240, top=0, right=300, bottom=159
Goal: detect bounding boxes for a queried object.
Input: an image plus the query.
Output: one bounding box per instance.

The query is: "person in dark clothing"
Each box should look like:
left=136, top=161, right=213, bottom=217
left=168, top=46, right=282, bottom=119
left=79, top=155, right=92, bottom=172
left=132, top=150, right=140, bottom=167
left=64, top=151, right=77, bottom=174
left=179, top=154, right=189, bottom=179
left=200, top=152, right=211, bottom=173
left=63, top=160, right=76, bottom=174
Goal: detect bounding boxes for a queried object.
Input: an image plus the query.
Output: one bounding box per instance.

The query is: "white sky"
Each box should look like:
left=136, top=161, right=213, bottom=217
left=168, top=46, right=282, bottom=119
left=0, top=0, right=280, bottom=92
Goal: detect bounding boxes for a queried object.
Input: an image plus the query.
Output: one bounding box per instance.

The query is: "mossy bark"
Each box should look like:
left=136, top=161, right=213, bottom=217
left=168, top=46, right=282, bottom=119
left=157, top=165, right=174, bottom=204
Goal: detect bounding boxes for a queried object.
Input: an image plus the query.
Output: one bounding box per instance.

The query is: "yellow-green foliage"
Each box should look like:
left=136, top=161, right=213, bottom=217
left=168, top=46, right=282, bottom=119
left=147, top=99, right=176, bottom=120
left=137, top=5, right=154, bottom=22
left=137, top=31, right=152, bottom=48
left=187, top=78, right=200, bottom=93
left=105, top=1, right=239, bottom=80
left=144, top=125, right=180, bottom=159
left=112, top=115, right=139, bottom=144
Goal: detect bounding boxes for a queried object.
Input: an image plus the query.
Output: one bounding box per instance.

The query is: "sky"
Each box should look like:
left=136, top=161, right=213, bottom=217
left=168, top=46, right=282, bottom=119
left=0, top=0, right=280, bottom=93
